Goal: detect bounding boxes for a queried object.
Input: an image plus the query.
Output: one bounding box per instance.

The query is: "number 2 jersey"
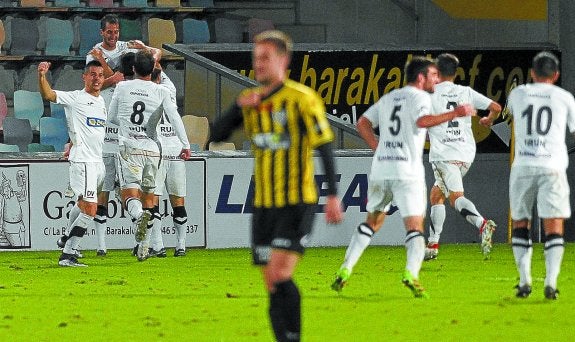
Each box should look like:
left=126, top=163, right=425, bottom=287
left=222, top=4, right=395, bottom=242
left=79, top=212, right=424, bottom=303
left=107, top=78, right=189, bottom=153
left=363, top=85, right=431, bottom=180
left=508, top=82, right=575, bottom=171
left=428, top=81, right=493, bottom=163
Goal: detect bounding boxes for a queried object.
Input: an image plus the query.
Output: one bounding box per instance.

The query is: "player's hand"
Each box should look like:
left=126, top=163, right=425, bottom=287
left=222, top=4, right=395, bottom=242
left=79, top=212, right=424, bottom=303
left=479, top=116, right=495, bottom=127
left=325, top=195, right=343, bottom=224
left=37, top=61, right=51, bottom=76
left=89, top=48, right=104, bottom=61
left=237, top=92, right=261, bottom=108
left=180, top=148, right=191, bottom=160
left=454, top=104, right=475, bottom=117
left=107, top=71, right=124, bottom=85
left=128, top=40, right=146, bottom=49
left=63, top=142, right=72, bottom=160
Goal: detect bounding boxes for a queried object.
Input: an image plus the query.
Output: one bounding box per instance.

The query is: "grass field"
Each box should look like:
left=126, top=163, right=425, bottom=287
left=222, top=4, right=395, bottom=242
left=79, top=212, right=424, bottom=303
left=0, top=243, right=573, bottom=341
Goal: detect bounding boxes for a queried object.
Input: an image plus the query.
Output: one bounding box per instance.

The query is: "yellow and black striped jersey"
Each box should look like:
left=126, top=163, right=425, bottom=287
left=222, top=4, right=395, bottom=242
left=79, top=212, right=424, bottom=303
left=239, top=79, right=334, bottom=208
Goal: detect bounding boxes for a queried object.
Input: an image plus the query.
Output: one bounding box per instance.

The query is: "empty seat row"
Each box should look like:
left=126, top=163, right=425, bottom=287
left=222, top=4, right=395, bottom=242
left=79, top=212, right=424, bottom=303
left=0, top=0, right=213, bottom=8
left=0, top=16, right=210, bottom=56
left=1, top=116, right=68, bottom=152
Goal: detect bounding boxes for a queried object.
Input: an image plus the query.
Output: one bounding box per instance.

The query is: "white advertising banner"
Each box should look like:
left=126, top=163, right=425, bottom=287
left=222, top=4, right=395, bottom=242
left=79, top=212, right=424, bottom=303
left=205, top=155, right=406, bottom=249
left=0, top=159, right=206, bottom=251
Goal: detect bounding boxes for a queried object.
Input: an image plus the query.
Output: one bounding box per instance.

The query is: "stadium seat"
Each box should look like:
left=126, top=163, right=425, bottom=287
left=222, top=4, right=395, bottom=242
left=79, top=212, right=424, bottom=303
left=247, top=18, right=275, bottom=42
left=180, top=18, right=210, bottom=44
left=0, top=0, right=15, bottom=7
left=187, top=0, right=214, bottom=7
left=147, top=18, right=176, bottom=54
left=43, top=18, right=74, bottom=56
left=181, top=115, right=209, bottom=150
left=39, top=117, right=69, bottom=152
left=28, top=143, right=55, bottom=152
left=53, top=65, right=84, bottom=91
left=0, top=92, right=7, bottom=130
left=8, top=17, right=39, bottom=55
left=78, top=18, right=101, bottom=56
left=122, top=0, right=147, bottom=7
left=50, top=102, right=66, bottom=119
left=0, top=19, right=5, bottom=55
left=3, top=117, right=33, bottom=152
left=0, top=66, right=16, bottom=98
left=87, top=0, right=113, bottom=7
left=214, top=18, right=244, bottom=43
left=0, top=143, right=20, bottom=152
left=19, top=63, right=52, bottom=93
left=155, top=0, right=179, bottom=7
left=20, top=0, right=46, bottom=7
left=209, top=141, right=236, bottom=151
left=14, top=90, right=44, bottom=131
left=119, top=18, right=143, bottom=42
left=53, top=0, right=81, bottom=6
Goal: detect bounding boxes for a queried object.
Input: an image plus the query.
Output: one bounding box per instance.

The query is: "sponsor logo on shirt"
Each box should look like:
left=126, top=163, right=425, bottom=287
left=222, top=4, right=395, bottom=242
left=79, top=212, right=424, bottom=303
left=86, top=117, right=106, bottom=127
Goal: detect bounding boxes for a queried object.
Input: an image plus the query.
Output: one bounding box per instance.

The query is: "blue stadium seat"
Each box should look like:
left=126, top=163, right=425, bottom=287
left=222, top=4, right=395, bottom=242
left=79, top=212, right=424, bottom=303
left=28, top=143, right=55, bottom=152
left=53, top=0, right=81, bottom=6
left=53, top=65, right=84, bottom=92
left=119, top=18, right=143, bottom=42
left=40, top=117, right=69, bottom=152
left=44, top=18, right=74, bottom=55
left=19, top=64, right=51, bottom=92
left=181, top=19, right=210, bottom=44
left=50, top=102, right=66, bottom=119
left=122, top=0, right=147, bottom=7
left=78, top=18, right=101, bottom=56
left=0, top=66, right=16, bottom=100
left=14, top=90, right=44, bottom=131
left=0, top=143, right=20, bottom=152
left=3, top=117, right=33, bottom=152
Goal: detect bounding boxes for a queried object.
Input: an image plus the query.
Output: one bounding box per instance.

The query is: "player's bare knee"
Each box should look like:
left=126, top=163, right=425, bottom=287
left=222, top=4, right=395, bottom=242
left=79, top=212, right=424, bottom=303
left=429, top=186, right=445, bottom=205
left=448, top=192, right=464, bottom=207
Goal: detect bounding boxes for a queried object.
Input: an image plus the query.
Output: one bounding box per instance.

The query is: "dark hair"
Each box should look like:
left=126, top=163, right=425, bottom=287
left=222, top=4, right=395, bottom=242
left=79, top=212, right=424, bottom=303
left=254, top=30, right=293, bottom=60
left=151, top=68, right=162, bottom=83
left=405, top=56, right=435, bottom=83
left=120, top=52, right=136, bottom=78
left=436, top=53, right=459, bottom=77
left=100, top=14, right=120, bottom=31
left=532, top=51, right=559, bottom=78
left=133, top=50, right=155, bottom=77
left=84, top=60, right=102, bottom=73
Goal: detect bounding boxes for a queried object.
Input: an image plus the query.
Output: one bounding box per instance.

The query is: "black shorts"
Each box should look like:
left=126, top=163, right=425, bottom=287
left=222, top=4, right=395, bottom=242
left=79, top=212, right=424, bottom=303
left=251, top=204, right=316, bottom=265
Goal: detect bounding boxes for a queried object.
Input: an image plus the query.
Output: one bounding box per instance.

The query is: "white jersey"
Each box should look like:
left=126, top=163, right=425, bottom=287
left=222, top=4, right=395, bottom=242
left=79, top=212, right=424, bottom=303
left=428, top=81, right=493, bottom=163
left=157, top=72, right=185, bottom=153
left=364, top=85, right=431, bottom=180
left=55, top=89, right=107, bottom=162
left=86, top=41, right=135, bottom=71
left=100, top=86, right=119, bottom=154
left=107, top=78, right=189, bottom=153
left=508, top=83, right=575, bottom=171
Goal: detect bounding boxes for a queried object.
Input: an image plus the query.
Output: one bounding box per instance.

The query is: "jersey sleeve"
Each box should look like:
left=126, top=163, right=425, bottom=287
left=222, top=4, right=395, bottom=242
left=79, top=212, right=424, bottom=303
left=566, top=93, right=575, bottom=134
left=107, top=84, right=121, bottom=126
left=55, top=90, right=77, bottom=106
left=302, top=91, right=334, bottom=148
left=159, top=87, right=190, bottom=149
left=469, top=88, right=493, bottom=110
left=415, top=92, right=432, bottom=119
left=362, top=100, right=381, bottom=129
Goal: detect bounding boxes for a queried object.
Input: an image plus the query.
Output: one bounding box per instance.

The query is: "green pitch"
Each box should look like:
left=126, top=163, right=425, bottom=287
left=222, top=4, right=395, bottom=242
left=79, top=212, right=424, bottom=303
left=0, top=244, right=573, bottom=341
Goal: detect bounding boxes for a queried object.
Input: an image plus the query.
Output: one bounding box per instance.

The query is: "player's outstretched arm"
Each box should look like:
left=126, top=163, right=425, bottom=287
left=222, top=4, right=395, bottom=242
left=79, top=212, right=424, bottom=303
left=417, top=104, right=475, bottom=128
left=479, top=101, right=502, bottom=127
left=38, top=62, right=56, bottom=102
left=356, top=116, right=378, bottom=151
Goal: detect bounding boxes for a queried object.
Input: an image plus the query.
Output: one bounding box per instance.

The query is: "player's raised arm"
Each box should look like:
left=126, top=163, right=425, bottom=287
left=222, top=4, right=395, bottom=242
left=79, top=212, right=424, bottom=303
left=37, top=62, right=56, bottom=102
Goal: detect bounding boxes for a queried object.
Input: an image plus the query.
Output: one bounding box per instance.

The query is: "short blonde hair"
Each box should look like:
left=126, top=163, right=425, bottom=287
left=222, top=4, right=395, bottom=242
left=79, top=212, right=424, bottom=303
left=254, top=30, right=293, bottom=58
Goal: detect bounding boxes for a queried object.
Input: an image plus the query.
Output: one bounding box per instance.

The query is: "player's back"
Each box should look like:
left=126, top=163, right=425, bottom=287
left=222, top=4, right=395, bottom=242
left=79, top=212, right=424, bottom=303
left=367, top=85, right=430, bottom=180
left=111, top=78, right=168, bottom=152
left=509, top=82, right=575, bottom=170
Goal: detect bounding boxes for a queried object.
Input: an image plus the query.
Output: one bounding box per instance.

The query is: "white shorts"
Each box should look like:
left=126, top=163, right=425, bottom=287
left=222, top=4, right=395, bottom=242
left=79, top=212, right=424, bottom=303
left=154, top=154, right=186, bottom=197
left=102, top=153, right=119, bottom=192
left=366, top=178, right=427, bottom=218
left=510, top=166, right=571, bottom=220
left=69, top=161, right=105, bottom=203
left=117, top=146, right=160, bottom=193
left=432, top=161, right=470, bottom=197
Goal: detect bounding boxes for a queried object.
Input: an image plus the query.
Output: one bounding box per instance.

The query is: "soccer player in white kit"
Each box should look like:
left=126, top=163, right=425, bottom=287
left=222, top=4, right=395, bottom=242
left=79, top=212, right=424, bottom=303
left=38, top=60, right=107, bottom=267
left=425, top=53, right=502, bottom=260
left=147, top=67, right=190, bottom=258
left=508, top=51, right=575, bottom=300
left=332, top=57, right=475, bottom=297
left=107, top=50, right=190, bottom=261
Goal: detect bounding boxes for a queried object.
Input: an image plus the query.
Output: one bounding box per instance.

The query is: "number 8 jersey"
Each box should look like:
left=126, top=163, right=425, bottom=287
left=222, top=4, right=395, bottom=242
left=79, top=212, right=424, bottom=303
left=508, top=82, right=575, bottom=171
left=363, top=85, right=432, bottom=180
left=107, top=78, right=188, bottom=153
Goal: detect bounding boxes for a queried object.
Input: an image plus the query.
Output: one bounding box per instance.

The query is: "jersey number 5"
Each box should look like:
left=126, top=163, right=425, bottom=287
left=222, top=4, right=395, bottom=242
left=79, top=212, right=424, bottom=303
left=389, top=105, right=401, bottom=136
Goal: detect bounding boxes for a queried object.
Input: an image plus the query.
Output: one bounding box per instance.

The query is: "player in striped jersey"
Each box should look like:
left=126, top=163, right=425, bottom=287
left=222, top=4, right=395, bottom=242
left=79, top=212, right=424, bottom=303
left=425, top=53, right=501, bottom=260
left=210, top=30, right=343, bottom=342
left=508, top=51, right=575, bottom=299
